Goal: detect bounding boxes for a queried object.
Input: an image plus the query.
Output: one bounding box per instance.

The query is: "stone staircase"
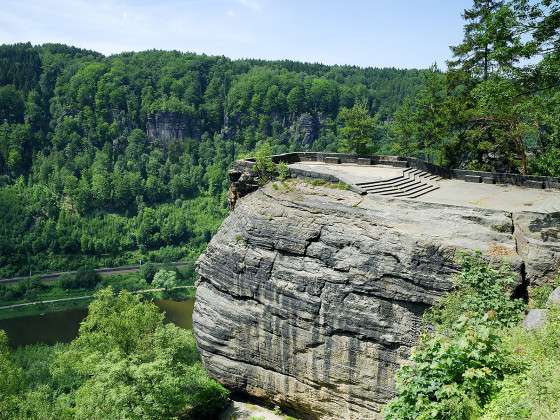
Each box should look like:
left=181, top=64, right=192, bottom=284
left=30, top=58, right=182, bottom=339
left=356, top=167, right=441, bottom=199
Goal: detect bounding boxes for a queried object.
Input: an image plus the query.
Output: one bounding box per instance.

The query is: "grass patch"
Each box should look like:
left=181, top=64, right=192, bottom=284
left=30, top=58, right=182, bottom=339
left=386, top=253, right=560, bottom=420
left=303, top=178, right=350, bottom=190
left=528, top=274, right=560, bottom=309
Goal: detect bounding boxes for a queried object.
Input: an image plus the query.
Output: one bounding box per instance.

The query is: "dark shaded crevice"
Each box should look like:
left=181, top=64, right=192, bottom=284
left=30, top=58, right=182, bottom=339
left=510, top=212, right=529, bottom=303
left=512, top=262, right=529, bottom=303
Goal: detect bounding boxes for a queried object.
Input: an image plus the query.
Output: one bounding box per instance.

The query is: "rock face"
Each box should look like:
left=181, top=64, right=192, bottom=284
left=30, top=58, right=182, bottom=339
left=193, top=180, right=560, bottom=419
left=514, top=212, right=560, bottom=285
left=146, top=111, right=195, bottom=144
left=291, top=113, right=318, bottom=147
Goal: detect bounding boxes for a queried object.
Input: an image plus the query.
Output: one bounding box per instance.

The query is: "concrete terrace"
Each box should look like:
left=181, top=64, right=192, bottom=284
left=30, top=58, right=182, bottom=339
left=289, top=161, right=560, bottom=213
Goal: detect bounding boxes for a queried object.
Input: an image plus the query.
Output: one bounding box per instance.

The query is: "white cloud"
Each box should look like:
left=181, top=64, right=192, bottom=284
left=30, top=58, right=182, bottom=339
left=236, top=0, right=263, bottom=12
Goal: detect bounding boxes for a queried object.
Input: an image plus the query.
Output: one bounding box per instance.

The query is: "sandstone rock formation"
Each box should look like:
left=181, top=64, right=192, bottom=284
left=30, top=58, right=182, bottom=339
left=291, top=113, right=318, bottom=147
left=193, top=181, right=559, bottom=419
left=146, top=111, right=196, bottom=144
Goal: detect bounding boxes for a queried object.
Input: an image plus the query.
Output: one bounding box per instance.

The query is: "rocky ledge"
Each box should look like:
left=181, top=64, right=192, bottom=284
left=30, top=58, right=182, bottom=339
left=193, top=181, right=559, bottom=419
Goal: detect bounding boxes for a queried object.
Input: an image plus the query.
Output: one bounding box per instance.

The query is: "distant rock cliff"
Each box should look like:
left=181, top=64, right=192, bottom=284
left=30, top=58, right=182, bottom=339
left=193, top=181, right=559, bottom=419
left=146, top=111, right=197, bottom=144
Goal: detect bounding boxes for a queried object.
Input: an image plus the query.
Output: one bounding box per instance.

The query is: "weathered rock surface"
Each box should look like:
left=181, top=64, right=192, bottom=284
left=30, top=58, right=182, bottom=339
left=191, top=181, right=560, bottom=419
left=291, top=113, right=318, bottom=147
left=548, top=286, right=560, bottom=305
left=523, top=309, right=548, bottom=330
left=514, top=212, right=560, bottom=285
left=146, top=111, right=197, bottom=144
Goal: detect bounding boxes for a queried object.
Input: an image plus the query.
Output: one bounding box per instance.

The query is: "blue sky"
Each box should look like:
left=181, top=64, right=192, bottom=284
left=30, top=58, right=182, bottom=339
left=0, top=0, right=473, bottom=69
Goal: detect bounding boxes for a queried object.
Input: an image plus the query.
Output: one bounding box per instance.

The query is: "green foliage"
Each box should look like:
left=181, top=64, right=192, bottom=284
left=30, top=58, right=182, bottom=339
left=0, top=44, right=426, bottom=277
left=152, top=269, right=178, bottom=290
left=254, top=141, right=276, bottom=183
left=59, top=268, right=100, bottom=290
left=426, top=253, right=525, bottom=330
left=482, top=306, right=560, bottom=419
left=386, top=316, right=512, bottom=420
left=0, top=330, right=23, bottom=419
left=389, top=0, right=560, bottom=174
left=338, top=101, right=378, bottom=155
left=385, top=254, right=525, bottom=420
left=277, top=161, right=289, bottom=181
left=0, top=289, right=229, bottom=419
left=528, top=272, right=560, bottom=309
left=139, top=262, right=158, bottom=284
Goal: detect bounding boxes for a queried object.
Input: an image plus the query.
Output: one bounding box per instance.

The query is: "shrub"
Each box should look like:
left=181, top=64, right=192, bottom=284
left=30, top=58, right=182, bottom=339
left=385, top=254, right=526, bottom=420
left=152, top=270, right=178, bottom=290
left=426, top=253, right=525, bottom=330
left=254, top=142, right=276, bottom=184
left=277, top=161, right=289, bottom=181
left=385, top=315, right=515, bottom=420
left=59, top=268, right=100, bottom=290
left=481, top=305, right=560, bottom=419
left=139, top=262, right=158, bottom=284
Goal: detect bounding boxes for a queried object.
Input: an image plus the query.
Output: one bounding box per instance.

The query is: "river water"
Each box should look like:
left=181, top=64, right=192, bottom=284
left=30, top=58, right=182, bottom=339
left=0, top=299, right=195, bottom=347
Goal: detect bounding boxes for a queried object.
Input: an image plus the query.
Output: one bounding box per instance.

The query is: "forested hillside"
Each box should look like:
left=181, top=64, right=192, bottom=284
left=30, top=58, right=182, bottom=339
left=0, top=44, right=424, bottom=276
left=1, top=0, right=558, bottom=278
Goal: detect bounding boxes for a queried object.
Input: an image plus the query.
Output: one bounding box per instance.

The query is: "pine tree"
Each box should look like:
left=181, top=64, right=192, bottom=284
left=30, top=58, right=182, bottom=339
left=449, top=0, right=521, bottom=80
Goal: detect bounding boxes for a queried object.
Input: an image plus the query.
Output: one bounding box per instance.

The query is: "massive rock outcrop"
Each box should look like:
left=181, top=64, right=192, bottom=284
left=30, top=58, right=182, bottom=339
left=193, top=181, right=559, bottom=419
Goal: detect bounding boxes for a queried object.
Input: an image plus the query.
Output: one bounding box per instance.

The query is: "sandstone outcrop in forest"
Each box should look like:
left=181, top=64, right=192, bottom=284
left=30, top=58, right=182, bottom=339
left=193, top=181, right=559, bottom=419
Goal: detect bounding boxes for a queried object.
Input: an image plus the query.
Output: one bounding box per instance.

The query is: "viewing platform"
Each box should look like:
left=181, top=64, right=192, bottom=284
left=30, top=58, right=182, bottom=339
left=232, top=153, right=560, bottom=214
left=289, top=160, right=560, bottom=213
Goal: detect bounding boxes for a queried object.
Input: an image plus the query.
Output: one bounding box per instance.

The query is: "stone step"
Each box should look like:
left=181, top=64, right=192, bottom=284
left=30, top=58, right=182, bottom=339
left=362, top=177, right=418, bottom=191
left=391, top=183, right=438, bottom=197
left=404, top=185, right=440, bottom=198
left=356, top=176, right=404, bottom=187
left=388, top=185, right=439, bottom=199
left=364, top=179, right=420, bottom=194
left=406, top=169, right=438, bottom=181
left=378, top=181, right=429, bottom=196
left=405, top=169, right=423, bottom=178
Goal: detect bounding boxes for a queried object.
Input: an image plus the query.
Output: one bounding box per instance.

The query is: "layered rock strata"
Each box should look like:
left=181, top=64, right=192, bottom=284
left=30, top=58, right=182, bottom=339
left=193, top=181, right=559, bottom=419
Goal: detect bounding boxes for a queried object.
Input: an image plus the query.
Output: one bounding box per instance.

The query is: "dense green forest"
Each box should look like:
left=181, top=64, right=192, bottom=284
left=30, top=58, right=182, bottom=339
left=392, top=0, right=560, bottom=175
left=1, top=0, right=559, bottom=278
left=0, top=43, right=425, bottom=277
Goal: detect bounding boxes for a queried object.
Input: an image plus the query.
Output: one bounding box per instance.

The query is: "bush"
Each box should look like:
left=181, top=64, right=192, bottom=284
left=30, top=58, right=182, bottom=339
left=385, top=315, right=515, bottom=420
left=277, top=161, right=289, bottom=181
left=139, top=263, right=158, bottom=284
left=254, top=142, right=276, bottom=184
left=385, top=254, right=526, bottom=420
left=481, top=305, right=560, bottom=419
left=426, top=253, right=525, bottom=330
left=152, top=270, right=178, bottom=290
left=59, top=268, right=100, bottom=290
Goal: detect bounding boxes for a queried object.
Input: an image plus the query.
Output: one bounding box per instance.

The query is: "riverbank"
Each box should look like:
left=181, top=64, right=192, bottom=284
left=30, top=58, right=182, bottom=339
left=0, top=296, right=196, bottom=347
left=0, top=269, right=195, bottom=320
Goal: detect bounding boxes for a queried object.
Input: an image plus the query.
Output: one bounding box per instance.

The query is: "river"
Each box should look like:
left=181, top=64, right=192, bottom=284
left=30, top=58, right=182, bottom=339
left=0, top=298, right=195, bottom=347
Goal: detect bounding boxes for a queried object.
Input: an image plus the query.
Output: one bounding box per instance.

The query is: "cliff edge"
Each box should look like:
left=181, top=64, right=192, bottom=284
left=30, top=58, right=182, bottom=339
left=193, top=180, right=559, bottom=419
